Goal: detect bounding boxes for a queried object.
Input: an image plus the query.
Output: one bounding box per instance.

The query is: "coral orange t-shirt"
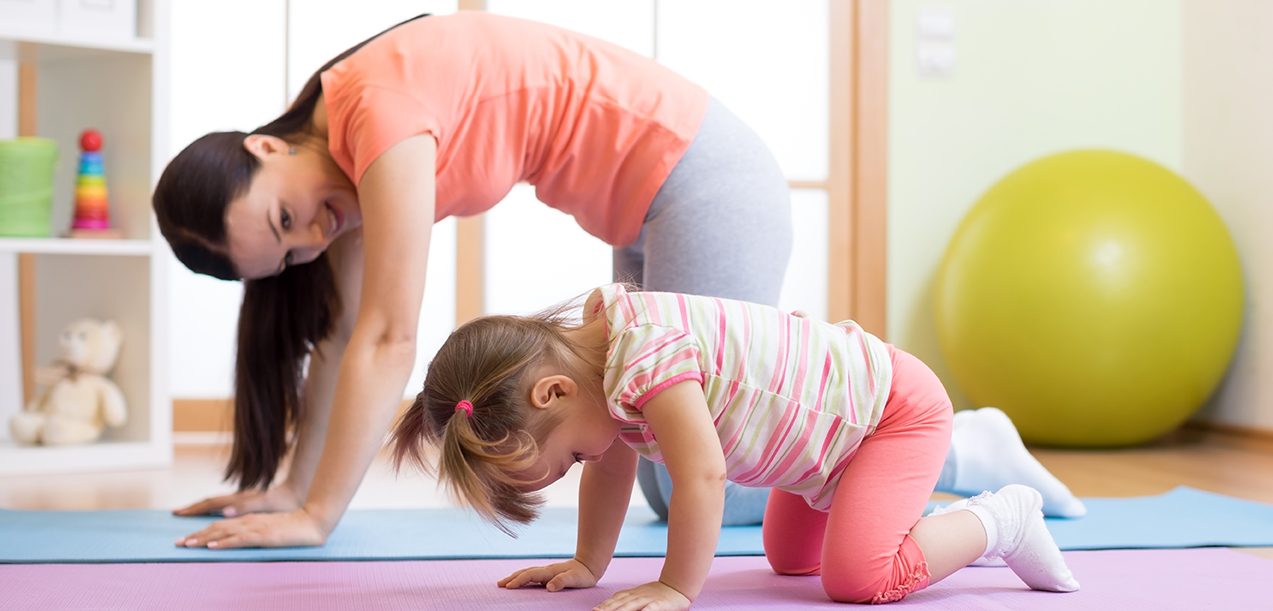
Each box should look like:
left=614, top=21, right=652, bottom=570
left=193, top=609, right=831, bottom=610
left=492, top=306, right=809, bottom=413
left=321, top=12, right=709, bottom=247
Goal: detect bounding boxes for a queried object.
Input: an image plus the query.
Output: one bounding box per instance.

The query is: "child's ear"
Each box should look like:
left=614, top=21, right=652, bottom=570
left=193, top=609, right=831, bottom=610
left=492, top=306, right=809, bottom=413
left=530, top=375, right=579, bottom=410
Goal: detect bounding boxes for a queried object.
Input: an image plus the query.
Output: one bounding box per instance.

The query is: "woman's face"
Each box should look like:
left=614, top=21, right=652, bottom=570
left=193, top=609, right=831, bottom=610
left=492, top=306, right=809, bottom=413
left=225, top=135, right=362, bottom=279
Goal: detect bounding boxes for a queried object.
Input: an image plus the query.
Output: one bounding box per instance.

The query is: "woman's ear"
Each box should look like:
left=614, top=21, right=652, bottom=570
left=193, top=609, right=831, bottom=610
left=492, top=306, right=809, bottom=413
left=242, top=134, right=291, bottom=160
left=529, top=374, right=579, bottom=410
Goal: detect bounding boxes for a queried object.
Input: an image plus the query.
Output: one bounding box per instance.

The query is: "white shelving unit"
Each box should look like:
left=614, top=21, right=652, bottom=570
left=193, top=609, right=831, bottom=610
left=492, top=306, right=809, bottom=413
left=0, top=0, right=170, bottom=475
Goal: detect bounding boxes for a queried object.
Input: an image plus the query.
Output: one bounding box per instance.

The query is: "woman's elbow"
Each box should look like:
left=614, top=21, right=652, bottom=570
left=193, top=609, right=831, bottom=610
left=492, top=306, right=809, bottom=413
left=376, top=332, right=417, bottom=362
left=353, top=326, right=417, bottom=367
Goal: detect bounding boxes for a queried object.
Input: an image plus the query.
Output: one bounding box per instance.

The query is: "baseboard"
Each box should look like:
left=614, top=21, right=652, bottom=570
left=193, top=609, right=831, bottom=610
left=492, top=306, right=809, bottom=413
left=173, top=399, right=233, bottom=433
left=1184, top=420, right=1273, bottom=452
left=173, top=398, right=416, bottom=433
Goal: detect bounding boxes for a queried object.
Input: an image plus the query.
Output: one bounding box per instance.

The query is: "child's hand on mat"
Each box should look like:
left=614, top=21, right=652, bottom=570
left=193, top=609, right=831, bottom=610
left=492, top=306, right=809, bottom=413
left=173, top=483, right=302, bottom=518
left=594, top=581, right=691, bottom=611
left=498, top=558, right=598, bottom=592
left=174, top=508, right=326, bottom=549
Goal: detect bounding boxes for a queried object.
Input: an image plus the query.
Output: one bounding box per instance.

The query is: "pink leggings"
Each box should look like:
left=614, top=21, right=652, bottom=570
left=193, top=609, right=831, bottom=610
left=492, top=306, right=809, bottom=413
left=762, top=346, right=953, bottom=604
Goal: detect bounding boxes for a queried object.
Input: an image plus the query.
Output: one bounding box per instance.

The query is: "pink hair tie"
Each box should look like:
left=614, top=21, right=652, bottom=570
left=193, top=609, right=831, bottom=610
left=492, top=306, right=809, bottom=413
left=455, top=400, right=474, bottom=417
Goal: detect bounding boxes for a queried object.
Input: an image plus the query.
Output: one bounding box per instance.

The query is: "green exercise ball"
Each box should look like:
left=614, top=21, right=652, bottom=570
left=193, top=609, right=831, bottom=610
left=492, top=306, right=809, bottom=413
left=935, top=150, right=1243, bottom=447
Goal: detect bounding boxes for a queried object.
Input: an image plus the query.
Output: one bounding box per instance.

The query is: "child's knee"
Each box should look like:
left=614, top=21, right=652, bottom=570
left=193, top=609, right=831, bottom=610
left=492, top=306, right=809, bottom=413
left=820, top=561, right=929, bottom=604
left=766, top=552, right=821, bottom=577
left=822, top=573, right=891, bottom=604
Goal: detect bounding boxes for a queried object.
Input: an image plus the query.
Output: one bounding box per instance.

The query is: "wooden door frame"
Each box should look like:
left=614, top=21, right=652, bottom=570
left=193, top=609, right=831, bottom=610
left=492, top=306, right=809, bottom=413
left=829, top=0, right=889, bottom=336
left=18, top=48, right=38, bottom=404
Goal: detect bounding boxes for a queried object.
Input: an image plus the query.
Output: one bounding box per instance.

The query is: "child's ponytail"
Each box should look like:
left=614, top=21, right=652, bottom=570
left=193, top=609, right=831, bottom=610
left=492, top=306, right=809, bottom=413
left=437, top=402, right=542, bottom=533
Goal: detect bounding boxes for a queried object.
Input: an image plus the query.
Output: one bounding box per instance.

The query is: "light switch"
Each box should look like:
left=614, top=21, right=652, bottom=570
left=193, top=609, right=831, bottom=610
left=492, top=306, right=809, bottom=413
left=916, top=4, right=956, bottom=79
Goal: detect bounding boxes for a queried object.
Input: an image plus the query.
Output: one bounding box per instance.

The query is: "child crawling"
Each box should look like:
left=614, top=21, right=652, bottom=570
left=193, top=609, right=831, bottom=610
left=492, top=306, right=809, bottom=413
left=392, top=284, right=1078, bottom=608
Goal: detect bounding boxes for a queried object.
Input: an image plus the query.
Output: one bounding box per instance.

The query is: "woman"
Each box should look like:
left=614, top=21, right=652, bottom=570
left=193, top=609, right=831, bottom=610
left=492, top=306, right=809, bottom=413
left=162, top=12, right=1083, bottom=549
left=160, top=11, right=794, bottom=548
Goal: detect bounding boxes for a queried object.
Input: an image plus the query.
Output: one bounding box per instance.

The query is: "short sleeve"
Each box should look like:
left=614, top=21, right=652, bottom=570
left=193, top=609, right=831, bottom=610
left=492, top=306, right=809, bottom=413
left=603, top=324, right=705, bottom=422
left=326, top=84, right=440, bottom=186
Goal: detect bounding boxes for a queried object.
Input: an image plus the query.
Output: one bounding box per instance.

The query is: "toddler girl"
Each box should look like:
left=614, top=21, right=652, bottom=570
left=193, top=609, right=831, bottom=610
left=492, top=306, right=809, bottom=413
left=392, top=284, right=1078, bottom=607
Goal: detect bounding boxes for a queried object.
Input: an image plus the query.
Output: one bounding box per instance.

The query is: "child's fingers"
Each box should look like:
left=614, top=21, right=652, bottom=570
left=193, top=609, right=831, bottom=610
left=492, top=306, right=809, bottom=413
left=594, top=592, right=643, bottom=611
left=499, top=566, right=554, bottom=589
left=551, top=563, right=602, bottom=591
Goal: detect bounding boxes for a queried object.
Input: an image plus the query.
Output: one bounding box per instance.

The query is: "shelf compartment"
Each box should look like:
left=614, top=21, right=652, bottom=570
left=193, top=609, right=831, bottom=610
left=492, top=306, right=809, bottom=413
left=0, top=27, right=155, bottom=57
left=0, top=238, right=154, bottom=256
left=0, top=439, right=171, bottom=476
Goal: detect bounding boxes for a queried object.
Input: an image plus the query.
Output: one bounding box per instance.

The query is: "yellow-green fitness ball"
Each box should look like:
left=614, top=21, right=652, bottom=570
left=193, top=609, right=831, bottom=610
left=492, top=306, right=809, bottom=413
left=935, top=150, right=1243, bottom=447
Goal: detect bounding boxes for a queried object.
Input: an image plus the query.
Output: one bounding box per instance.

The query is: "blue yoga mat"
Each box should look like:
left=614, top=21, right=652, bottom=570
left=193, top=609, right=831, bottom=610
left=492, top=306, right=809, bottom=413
left=1, top=486, right=1270, bottom=563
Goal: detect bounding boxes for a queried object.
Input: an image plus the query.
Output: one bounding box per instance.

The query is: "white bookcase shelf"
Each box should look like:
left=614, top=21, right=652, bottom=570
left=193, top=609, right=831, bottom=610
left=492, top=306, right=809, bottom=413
left=0, top=0, right=171, bottom=476
left=0, top=238, right=154, bottom=256
left=0, top=26, right=155, bottom=56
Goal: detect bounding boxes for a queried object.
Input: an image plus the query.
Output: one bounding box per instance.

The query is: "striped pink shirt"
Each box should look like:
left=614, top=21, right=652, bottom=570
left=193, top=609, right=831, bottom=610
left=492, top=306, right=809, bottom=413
left=585, top=284, right=893, bottom=511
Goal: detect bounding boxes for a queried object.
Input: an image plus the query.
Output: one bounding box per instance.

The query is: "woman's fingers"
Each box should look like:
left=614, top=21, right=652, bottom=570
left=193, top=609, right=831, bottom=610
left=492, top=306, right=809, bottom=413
left=172, top=487, right=298, bottom=518
left=173, top=511, right=326, bottom=549
left=174, top=519, right=227, bottom=547
left=172, top=493, right=239, bottom=517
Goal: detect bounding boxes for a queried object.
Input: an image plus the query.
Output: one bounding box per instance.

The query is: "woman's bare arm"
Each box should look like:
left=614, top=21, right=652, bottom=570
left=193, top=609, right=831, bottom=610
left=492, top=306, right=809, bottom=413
left=177, top=134, right=436, bottom=548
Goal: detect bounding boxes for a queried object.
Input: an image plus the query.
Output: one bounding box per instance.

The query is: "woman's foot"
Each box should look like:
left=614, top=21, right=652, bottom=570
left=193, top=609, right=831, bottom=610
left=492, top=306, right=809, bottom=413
left=948, top=407, right=1087, bottom=518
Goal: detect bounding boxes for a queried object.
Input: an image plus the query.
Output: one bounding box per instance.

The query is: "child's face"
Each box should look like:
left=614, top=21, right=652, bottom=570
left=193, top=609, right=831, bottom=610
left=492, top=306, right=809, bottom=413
left=518, top=388, right=622, bottom=492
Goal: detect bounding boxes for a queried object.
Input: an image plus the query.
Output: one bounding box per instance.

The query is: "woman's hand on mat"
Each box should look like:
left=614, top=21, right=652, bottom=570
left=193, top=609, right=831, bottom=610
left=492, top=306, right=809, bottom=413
left=595, top=581, right=692, bottom=611
left=497, top=558, right=598, bottom=592
left=173, top=483, right=302, bottom=518
left=174, top=508, right=326, bottom=549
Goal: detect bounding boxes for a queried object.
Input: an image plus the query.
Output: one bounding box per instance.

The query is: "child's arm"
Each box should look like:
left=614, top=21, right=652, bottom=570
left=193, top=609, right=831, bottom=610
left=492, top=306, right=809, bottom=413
left=577, top=440, right=640, bottom=578
left=498, top=441, right=638, bottom=592
left=597, top=380, right=726, bottom=611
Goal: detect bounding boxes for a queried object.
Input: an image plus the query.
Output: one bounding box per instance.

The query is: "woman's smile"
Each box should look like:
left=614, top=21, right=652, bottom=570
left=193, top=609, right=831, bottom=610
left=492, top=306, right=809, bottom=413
left=326, top=202, right=343, bottom=237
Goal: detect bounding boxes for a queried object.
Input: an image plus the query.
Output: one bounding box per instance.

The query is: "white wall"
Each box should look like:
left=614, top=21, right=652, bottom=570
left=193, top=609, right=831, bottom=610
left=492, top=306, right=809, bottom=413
left=887, top=0, right=1183, bottom=411
left=287, top=1, right=458, bottom=101
left=1181, top=0, right=1273, bottom=431
left=482, top=0, right=831, bottom=320
left=165, top=0, right=287, bottom=398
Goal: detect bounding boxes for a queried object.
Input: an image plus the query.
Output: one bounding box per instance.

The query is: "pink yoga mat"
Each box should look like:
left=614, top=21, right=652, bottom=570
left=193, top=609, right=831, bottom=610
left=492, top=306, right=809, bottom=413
left=2, top=548, right=1269, bottom=610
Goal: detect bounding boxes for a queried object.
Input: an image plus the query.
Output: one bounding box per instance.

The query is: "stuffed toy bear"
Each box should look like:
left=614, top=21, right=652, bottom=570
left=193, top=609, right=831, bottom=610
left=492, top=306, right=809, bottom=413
left=9, top=318, right=127, bottom=446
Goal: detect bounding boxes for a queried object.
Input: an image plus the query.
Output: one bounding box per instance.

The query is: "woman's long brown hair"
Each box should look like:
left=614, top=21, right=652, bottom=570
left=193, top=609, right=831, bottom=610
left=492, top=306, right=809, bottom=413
left=152, top=15, right=428, bottom=490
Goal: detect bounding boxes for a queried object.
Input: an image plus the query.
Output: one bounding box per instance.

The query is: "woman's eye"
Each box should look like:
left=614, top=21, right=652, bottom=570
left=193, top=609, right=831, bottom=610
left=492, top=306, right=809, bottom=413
left=280, top=209, right=292, bottom=230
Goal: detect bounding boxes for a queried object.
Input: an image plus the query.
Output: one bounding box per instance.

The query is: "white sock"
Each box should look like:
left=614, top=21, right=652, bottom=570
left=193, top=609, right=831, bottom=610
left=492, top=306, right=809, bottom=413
left=964, top=485, right=1080, bottom=592
left=950, top=407, right=1087, bottom=518
left=929, top=498, right=1004, bottom=567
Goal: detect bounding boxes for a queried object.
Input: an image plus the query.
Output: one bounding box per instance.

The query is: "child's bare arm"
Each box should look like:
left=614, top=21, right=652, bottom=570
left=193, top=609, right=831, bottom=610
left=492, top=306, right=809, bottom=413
left=576, top=441, right=640, bottom=579
left=597, top=381, right=725, bottom=611
left=498, top=441, right=637, bottom=592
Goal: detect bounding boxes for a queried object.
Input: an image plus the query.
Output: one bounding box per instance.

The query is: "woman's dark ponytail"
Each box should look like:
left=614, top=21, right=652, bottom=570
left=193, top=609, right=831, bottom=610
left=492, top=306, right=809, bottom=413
left=228, top=255, right=339, bottom=489
left=153, top=14, right=430, bottom=490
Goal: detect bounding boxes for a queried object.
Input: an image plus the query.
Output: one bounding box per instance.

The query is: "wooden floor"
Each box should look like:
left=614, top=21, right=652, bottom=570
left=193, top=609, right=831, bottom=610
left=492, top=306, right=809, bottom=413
left=2, top=426, right=1271, bottom=559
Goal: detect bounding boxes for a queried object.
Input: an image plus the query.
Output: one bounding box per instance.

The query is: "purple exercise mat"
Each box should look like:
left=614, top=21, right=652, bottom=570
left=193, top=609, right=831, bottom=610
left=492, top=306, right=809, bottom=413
left=1, top=548, right=1269, bottom=610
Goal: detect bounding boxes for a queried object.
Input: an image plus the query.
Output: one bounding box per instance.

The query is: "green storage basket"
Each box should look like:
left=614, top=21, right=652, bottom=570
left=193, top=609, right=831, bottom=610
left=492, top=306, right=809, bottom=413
left=0, top=138, right=59, bottom=237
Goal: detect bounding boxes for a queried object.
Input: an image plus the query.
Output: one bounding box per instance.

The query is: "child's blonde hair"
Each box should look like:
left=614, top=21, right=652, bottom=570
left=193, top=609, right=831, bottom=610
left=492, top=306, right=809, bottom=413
left=391, top=301, right=602, bottom=534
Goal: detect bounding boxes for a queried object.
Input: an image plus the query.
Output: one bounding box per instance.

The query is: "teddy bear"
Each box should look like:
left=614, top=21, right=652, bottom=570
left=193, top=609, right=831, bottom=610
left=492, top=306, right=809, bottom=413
left=9, top=318, right=127, bottom=446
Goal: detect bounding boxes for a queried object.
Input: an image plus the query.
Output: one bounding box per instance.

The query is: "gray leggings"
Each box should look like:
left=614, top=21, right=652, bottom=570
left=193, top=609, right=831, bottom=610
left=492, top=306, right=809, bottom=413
left=613, top=97, right=791, bottom=525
